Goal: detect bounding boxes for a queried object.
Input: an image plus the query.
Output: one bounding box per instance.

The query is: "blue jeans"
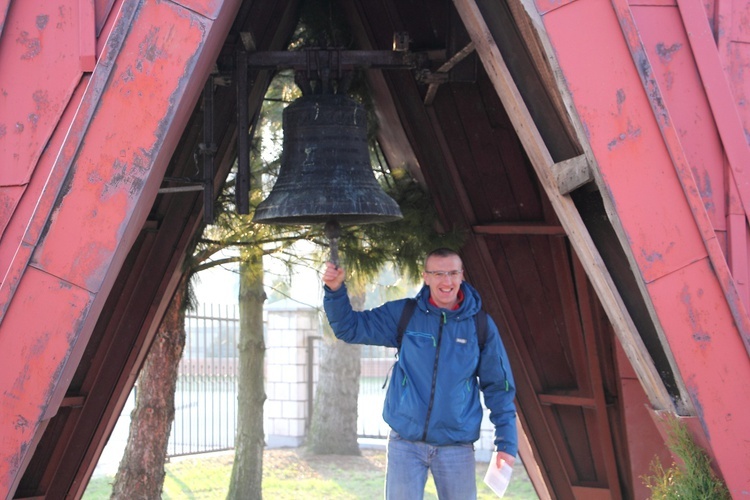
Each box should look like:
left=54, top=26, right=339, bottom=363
left=385, top=430, right=477, bottom=499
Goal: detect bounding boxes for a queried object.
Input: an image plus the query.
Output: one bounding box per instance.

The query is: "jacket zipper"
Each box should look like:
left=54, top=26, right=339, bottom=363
left=422, top=311, right=446, bottom=441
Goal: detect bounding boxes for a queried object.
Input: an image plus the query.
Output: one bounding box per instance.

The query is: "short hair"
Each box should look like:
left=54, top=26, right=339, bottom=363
left=424, top=248, right=462, bottom=268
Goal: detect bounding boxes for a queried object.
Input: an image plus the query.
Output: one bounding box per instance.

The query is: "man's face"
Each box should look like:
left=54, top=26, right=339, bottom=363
left=422, top=254, right=464, bottom=309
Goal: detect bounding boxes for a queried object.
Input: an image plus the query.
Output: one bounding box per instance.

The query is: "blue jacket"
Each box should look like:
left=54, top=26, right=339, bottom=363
left=323, top=281, right=518, bottom=456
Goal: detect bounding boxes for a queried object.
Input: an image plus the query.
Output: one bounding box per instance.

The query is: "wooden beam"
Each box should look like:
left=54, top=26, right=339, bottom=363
left=59, top=396, right=86, bottom=408
left=538, top=393, right=597, bottom=408
left=571, top=486, right=615, bottom=499
left=473, top=222, right=565, bottom=235
left=245, top=49, right=427, bottom=70
left=452, top=0, right=674, bottom=411
left=574, top=257, right=623, bottom=499
left=554, top=154, right=593, bottom=195
left=677, top=0, right=750, bottom=220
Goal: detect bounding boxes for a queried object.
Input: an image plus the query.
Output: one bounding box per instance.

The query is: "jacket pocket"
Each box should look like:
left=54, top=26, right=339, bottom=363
left=404, top=330, right=436, bottom=347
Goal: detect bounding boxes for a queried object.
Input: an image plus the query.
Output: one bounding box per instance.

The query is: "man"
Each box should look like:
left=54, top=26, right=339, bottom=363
left=322, top=247, right=517, bottom=499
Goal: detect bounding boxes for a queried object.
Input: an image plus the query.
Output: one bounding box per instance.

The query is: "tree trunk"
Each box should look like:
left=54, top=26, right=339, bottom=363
left=227, top=250, right=266, bottom=499
left=307, top=290, right=364, bottom=455
left=110, top=277, right=187, bottom=499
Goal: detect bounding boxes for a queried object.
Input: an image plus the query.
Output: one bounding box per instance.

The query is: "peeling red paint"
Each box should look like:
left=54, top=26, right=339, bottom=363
left=655, top=41, right=682, bottom=63
left=641, top=247, right=665, bottom=263
left=15, top=30, right=40, bottom=59
left=0, top=0, right=237, bottom=493
left=606, top=120, right=642, bottom=150
left=0, top=0, right=84, bottom=187
left=541, top=0, right=750, bottom=492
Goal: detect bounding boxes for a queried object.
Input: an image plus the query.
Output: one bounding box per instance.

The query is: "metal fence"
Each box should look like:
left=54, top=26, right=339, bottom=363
left=168, top=304, right=240, bottom=457
left=358, top=345, right=397, bottom=438
left=168, top=304, right=393, bottom=457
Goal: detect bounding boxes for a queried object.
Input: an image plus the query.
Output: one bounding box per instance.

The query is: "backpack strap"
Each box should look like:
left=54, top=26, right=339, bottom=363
left=476, top=309, right=488, bottom=350
left=396, top=298, right=418, bottom=347
left=384, top=299, right=418, bottom=388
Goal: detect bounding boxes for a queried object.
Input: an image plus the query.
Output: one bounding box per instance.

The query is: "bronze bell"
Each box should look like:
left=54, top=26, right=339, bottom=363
left=253, top=93, right=403, bottom=227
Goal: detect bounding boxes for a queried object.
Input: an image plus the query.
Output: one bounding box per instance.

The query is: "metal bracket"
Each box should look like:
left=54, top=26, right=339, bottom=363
left=200, top=78, right=216, bottom=224
left=236, top=48, right=250, bottom=214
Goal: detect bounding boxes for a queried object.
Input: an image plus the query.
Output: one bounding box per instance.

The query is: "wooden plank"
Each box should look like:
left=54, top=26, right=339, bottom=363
left=468, top=235, right=576, bottom=498
left=453, top=0, right=674, bottom=411
left=538, top=393, right=597, bottom=408
left=430, top=82, right=518, bottom=222
left=574, top=257, right=623, bottom=499
left=60, top=396, right=86, bottom=408
left=571, top=486, right=615, bottom=499
left=543, top=404, right=600, bottom=486
left=554, top=154, right=592, bottom=195
left=676, top=0, right=750, bottom=220
left=450, top=79, right=538, bottom=220
left=501, top=237, right=578, bottom=390
left=515, top=418, right=554, bottom=500
left=0, top=0, right=10, bottom=38
left=550, top=237, right=590, bottom=392
left=422, top=104, right=481, bottom=225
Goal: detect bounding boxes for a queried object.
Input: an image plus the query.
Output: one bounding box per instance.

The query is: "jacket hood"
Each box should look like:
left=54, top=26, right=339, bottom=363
left=415, top=281, right=483, bottom=318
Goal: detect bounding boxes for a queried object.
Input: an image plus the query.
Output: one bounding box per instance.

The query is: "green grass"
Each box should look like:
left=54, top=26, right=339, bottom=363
left=83, top=448, right=538, bottom=499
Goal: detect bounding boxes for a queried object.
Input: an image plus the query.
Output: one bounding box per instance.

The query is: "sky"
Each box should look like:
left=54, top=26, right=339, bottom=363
left=192, top=244, right=325, bottom=309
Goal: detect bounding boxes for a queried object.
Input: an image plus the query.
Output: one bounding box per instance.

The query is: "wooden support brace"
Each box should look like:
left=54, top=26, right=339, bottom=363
left=553, top=154, right=593, bottom=195
left=453, top=0, right=674, bottom=411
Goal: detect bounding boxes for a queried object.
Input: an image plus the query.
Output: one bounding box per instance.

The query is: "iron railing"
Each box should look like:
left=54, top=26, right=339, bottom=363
left=169, top=304, right=240, bottom=457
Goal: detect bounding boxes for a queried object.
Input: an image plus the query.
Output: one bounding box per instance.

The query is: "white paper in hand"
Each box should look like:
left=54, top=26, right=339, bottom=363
left=483, top=452, right=513, bottom=498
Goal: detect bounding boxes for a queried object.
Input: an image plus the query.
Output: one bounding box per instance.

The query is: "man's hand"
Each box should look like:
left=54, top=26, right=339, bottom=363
left=496, top=451, right=515, bottom=468
left=322, top=262, right=345, bottom=291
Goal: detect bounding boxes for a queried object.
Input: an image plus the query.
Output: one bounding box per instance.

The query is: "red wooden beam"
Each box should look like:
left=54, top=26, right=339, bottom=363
left=0, top=0, right=242, bottom=495
left=532, top=0, right=750, bottom=491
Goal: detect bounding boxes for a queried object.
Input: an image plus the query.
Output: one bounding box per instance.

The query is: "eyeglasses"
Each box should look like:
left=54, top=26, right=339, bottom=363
left=424, top=270, right=463, bottom=279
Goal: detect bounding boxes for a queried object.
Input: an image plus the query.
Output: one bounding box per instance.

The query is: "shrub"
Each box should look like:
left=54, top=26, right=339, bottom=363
left=642, top=417, right=730, bottom=499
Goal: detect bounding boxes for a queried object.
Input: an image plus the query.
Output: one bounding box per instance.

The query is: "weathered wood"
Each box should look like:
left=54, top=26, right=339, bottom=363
left=554, top=154, right=593, bottom=195
left=452, top=0, right=674, bottom=412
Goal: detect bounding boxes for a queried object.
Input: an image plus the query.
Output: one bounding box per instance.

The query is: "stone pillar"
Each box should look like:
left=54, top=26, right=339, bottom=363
left=263, top=300, right=320, bottom=448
